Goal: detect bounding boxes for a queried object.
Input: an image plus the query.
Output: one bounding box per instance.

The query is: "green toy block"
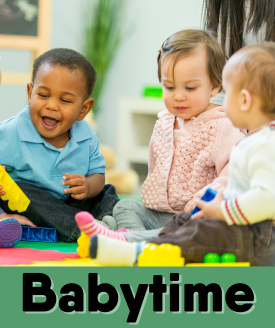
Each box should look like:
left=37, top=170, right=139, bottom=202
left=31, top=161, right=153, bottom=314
left=186, top=262, right=250, bottom=267
left=221, top=253, right=236, bottom=263
left=204, top=253, right=220, bottom=263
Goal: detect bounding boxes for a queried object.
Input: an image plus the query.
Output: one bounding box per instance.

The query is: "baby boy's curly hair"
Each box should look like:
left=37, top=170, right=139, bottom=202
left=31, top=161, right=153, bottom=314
left=32, top=48, right=96, bottom=99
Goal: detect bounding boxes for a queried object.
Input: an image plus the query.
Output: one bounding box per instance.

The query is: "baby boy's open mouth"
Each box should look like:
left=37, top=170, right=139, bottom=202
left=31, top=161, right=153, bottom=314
left=41, top=116, right=60, bottom=129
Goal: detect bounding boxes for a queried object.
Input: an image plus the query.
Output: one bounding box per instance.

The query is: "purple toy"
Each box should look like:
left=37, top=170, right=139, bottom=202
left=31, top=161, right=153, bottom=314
left=0, top=218, right=22, bottom=248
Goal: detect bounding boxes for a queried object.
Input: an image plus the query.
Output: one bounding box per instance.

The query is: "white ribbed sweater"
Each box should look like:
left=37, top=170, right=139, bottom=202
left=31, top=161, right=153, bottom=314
left=221, top=122, right=275, bottom=225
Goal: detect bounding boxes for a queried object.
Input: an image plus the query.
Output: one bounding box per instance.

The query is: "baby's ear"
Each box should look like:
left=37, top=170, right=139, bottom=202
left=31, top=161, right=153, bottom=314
left=27, top=83, right=33, bottom=103
left=77, top=98, right=94, bottom=121
left=240, top=89, right=252, bottom=112
left=211, top=83, right=221, bottom=97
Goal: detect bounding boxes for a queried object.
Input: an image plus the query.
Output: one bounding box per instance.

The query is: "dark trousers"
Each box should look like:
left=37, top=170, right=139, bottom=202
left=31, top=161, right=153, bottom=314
left=0, top=183, right=120, bottom=242
left=150, top=213, right=275, bottom=266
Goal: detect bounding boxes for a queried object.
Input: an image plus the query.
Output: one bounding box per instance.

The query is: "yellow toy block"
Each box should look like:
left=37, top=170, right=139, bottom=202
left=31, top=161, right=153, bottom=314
left=137, top=243, right=185, bottom=267
left=76, top=231, right=90, bottom=258
left=0, top=165, right=30, bottom=212
left=185, top=262, right=250, bottom=267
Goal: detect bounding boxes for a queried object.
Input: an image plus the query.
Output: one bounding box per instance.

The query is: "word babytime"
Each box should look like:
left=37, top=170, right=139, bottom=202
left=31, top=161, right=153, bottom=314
left=23, top=273, right=256, bottom=324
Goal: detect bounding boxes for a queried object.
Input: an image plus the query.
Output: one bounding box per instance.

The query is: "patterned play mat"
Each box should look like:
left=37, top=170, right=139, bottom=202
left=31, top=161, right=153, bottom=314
left=0, top=241, right=101, bottom=266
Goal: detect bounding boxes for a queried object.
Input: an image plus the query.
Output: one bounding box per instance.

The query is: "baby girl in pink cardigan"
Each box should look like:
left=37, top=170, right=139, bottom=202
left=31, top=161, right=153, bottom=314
left=75, top=29, right=246, bottom=241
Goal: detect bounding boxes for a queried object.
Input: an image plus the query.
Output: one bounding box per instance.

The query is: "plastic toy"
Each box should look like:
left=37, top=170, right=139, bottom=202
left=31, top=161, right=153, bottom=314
left=186, top=253, right=249, bottom=266
left=0, top=165, right=30, bottom=212
left=0, top=218, right=22, bottom=248
left=186, top=262, right=250, bottom=267
left=221, top=253, right=236, bottom=263
left=190, top=188, right=217, bottom=215
left=76, top=231, right=90, bottom=258
left=204, top=253, right=220, bottom=263
left=137, top=243, right=185, bottom=266
left=21, top=226, right=59, bottom=243
left=204, top=253, right=237, bottom=263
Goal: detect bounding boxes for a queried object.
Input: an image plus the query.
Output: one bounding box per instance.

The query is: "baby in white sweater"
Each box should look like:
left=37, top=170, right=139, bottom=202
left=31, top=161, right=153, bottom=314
left=192, top=43, right=275, bottom=225
left=84, top=42, right=275, bottom=266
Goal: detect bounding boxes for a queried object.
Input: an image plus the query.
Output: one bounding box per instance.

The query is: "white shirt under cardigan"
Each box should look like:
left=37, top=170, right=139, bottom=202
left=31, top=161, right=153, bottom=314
left=221, top=122, right=275, bottom=225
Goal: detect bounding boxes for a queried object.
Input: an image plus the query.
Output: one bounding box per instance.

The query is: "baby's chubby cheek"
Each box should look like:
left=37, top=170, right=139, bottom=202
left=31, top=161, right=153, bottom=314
left=191, top=97, right=208, bottom=113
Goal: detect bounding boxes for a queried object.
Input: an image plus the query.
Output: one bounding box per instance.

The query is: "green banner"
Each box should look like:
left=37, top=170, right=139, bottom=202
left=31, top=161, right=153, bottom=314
left=0, top=267, right=273, bottom=327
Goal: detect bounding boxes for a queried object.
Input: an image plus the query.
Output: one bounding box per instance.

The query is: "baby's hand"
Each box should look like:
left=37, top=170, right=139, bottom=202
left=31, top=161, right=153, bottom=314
left=0, top=185, right=5, bottom=196
left=184, top=197, right=201, bottom=213
left=191, top=192, right=226, bottom=221
left=62, top=173, right=88, bottom=200
left=9, top=214, right=36, bottom=227
left=0, top=212, right=36, bottom=227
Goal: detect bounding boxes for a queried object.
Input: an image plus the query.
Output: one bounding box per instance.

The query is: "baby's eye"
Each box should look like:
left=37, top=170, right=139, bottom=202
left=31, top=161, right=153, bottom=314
left=186, top=87, right=196, bottom=91
left=165, top=87, right=174, bottom=90
left=38, top=94, right=48, bottom=98
left=61, top=99, right=72, bottom=103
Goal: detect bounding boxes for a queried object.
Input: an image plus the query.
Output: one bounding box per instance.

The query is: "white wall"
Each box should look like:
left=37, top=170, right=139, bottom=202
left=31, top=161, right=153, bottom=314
left=0, top=0, right=204, bottom=148
left=97, top=0, right=204, bottom=147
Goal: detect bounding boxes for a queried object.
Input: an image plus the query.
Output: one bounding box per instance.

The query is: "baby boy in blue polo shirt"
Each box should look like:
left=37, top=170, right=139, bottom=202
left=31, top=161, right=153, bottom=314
left=0, top=49, right=120, bottom=242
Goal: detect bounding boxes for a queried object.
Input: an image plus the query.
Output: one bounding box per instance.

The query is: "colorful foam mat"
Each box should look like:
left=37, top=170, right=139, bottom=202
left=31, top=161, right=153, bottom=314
left=16, top=241, right=78, bottom=253
left=0, top=241, right=101, bottom=266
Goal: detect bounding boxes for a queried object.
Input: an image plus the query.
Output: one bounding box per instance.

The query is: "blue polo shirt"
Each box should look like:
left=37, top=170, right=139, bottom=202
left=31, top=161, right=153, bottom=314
left=0, top=106, right=106, bottom=201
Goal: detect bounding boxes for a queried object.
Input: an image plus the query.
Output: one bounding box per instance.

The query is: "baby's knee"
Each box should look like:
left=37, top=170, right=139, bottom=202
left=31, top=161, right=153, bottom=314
left=113, top=199, right=142, bottom=216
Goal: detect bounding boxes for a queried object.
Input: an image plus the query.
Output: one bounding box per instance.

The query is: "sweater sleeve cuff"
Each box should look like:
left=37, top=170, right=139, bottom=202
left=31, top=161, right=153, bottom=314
left=221, top=199, right=250, bottom=225
left=221, top=201, right=235, bottom=225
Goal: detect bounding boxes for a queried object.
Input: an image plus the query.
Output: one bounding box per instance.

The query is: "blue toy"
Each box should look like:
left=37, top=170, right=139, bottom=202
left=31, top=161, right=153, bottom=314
left=21, top=226, right=59, bottom=243
left=190, top=188, right=218, bottom=215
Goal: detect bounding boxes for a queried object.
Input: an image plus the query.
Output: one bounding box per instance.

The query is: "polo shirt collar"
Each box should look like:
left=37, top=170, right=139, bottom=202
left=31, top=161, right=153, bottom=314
left=17, top=105, right=92, bottom=143
left=17, top=106, right=43, bottom=143
left=70, top=119, right=93, bottom=142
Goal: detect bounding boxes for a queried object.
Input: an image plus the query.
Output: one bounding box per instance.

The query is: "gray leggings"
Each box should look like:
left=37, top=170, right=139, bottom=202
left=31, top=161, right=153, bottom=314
left=121, top=228, right=162, bottom=242
left=102, top=199, right=174, bottom=241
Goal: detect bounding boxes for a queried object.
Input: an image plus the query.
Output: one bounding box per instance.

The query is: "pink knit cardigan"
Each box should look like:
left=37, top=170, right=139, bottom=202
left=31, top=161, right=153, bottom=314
left=141, top=106, right=246, bottom=213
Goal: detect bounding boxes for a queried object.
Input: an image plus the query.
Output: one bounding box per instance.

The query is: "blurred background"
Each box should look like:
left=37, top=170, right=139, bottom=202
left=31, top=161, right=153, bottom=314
left=0, top=0, right=203, bottom=197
